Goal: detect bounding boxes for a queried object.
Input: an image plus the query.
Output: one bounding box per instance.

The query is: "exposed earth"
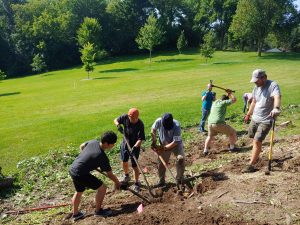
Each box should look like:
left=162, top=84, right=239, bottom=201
left=2, top=127, right=300, bottom=225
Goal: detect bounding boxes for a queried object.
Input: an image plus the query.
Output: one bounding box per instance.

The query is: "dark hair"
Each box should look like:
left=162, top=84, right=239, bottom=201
left=101, top=131, right=117, bottom=144
left=221, top=95, right=229, bottom=100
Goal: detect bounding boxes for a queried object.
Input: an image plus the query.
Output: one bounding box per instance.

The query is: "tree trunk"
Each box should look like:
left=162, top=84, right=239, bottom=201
left=257, top=40, right=262, bottom=57
left=88, top=71, right=90, bottom=79
left=149, top=50, right=152, bottom=63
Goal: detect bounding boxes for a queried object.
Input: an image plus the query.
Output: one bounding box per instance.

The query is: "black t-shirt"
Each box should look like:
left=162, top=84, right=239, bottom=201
left=117, top=114, right=146, bottom=149
left=69, top=140, right=111, bottom=176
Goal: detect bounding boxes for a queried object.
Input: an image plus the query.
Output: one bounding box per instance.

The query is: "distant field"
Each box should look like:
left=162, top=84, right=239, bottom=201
left=1, top=50, right=300, bottom=173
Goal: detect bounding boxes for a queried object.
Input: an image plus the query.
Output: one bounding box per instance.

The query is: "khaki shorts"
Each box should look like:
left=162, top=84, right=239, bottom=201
left=248, top=120, right=272, bottom=142
left=208, top=123, right=236, bottom=137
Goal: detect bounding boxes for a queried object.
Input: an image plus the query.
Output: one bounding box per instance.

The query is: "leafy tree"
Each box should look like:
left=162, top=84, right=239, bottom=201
left=77, top=17, right=101, bottom=50
left=200, top=31, right=215, bottom=63
left=80, top=42, right=95, bottom=79
left=194, top=0, right=237, bottom=50
left=106, top=0, right=150, bottom=54
left=229, top=0, right=282, bottom=56
left=177, top=30, right=188, bottom=54
left=31, top=53, right=47, bottom=73
left=136, top=14, right=164, bottom=62
left=0, top=70, right=7, bottom=80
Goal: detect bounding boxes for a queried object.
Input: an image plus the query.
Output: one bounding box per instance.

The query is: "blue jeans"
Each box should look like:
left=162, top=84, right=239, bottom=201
left=199, top=108, right=210, bottom=131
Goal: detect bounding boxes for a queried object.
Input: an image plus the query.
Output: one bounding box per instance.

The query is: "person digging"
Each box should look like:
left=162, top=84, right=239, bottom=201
left=151, top=113, right=185, bottom=188
left=69, top=131, right=121, bottom=221
left=203, top=90, right=238, bottom=156
left=114, top=108, right=146, bottom=192
left=243, top=69, right=281, bottom=173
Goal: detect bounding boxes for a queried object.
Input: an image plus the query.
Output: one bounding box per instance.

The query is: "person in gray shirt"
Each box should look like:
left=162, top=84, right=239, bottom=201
left=243, top=69, right=281, bottom=173
left=151, top=113, right=185, bottom=187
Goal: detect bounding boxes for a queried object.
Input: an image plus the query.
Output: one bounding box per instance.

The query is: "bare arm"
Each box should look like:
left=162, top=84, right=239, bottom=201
left=273, top=95, right=281, bottom=109
left=246, top=98, right=256, bottom=116
left=164, top=141, right=178, bottom=150
left=229, top=93, right=237, bottom=104
left=134, top=140, right=143, bottom=148
left=151, top=128, right=157, bottom=144
left=106, top=170, right=121, bottom=189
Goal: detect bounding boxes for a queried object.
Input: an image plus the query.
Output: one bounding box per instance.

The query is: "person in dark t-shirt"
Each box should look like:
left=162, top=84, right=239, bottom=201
left=69, top=131, right=121, bottom=221
left=114, top=108, right=145, bottom=192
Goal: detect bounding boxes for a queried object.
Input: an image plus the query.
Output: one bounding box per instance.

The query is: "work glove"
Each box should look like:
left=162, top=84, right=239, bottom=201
left=244, top=114, right=251, bottom=124
left=151, top=141, right=157, bottom=150
left=120, top=181, right=128, bottom=190
left=117, top=125, right=124, bottom=134
left=270, top=108, right=281, bottom=118
left=155, top=145, right=165, bottom=155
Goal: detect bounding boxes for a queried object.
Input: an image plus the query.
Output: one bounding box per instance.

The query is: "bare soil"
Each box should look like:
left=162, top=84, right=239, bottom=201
left=4, top=128, right=300, bottom=225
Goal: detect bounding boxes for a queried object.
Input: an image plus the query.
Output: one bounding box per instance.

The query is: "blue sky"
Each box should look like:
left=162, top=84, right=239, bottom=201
left=295, top=0, right=300, bottom=9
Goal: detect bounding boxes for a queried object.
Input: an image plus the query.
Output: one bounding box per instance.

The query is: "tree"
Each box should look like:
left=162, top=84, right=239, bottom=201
left=80, top=42, right=95, bottom=79
left=0, top=70, right=7, bottom=80
left=177, top=30, right=188, bottom=54
left=229, top=0, right=282, bottom=56
left=136, top=14, right=164, bottom=62
left=77, top=17, right=101, bottom=50
left=200, top=31, right=215, bottom=63
left=30, top=53, right=47, bottom=73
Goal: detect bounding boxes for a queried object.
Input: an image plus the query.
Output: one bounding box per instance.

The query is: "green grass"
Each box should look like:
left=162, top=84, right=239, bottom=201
left=1, top=50, right=300, bottom=173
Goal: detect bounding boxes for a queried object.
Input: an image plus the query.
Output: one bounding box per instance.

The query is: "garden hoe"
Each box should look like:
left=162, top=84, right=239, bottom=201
left=121, top=133, right=162, bottom=199
left=96, top=169, right=153, bottom=204
left=265, top=118, right=276, bottom=175
left=153, top=146, right=183, bottom=195
left=210, top=80, right=235, bottom=93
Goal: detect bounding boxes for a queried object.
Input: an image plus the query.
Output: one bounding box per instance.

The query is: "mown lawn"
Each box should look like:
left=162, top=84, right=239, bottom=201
left=1, top=50, right=300, bottom=173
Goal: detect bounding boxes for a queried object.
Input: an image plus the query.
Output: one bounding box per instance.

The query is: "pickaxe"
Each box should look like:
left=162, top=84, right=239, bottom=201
left=210, top=80, right=235, bottom=93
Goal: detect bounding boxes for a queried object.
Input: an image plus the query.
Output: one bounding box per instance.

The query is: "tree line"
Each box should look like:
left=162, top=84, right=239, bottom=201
left=0, top=0, right=299, bottom=78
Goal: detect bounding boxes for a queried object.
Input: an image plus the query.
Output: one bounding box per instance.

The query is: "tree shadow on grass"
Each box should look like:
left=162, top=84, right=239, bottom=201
left=0, top=92, right=21, bottom=97
left=155, top=58, right=194, bottom=63
left=99, top=68, right=138, bottom=73
left=93, top=76, right=119, bottom=80
left=213, top=61, right=242, bottom=65
left=260, top=53, right=300, bottom=61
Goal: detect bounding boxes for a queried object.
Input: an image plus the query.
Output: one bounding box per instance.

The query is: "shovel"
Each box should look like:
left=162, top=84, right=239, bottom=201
left=265, top=118, right=276, bottom=175
left=122, top=134, right=158, bottom=198
left=96, top=169, right=151, bottom=204
left=153, top=148, right=182, bottom=193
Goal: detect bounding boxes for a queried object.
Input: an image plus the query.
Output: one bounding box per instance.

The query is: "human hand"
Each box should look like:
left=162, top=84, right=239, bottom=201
left=151, top=141, right=157, bottom=150
left=244, top=114, right=251, bottom=124
left=155, top=145, right=165, bottom=155
left=225, top=89, right=233, bottom=94
left=117, top=125, right=124, bottom=134
left=270, top=108, right=281, bottom=118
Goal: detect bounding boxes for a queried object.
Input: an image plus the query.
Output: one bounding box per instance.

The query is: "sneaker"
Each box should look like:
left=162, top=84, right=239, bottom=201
left=95, top=208, right=113, bottom=217
left=242, top=165, right=256, bottom=173
left=72, top=212, right=84, bottom=221
left=133, top=182, right=141, bottom=192
left=122, top=175, right=131, bottom=183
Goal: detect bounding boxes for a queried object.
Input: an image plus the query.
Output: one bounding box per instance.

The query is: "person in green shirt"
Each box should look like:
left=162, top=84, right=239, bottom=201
left=203, top=91, right=237, bottom=156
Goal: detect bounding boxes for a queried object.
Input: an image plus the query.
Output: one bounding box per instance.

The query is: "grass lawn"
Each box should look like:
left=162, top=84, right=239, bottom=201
left=1, top=50, right=300, bottom=173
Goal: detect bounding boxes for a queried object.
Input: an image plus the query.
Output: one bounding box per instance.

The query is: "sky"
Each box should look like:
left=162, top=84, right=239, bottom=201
left=295, top=0, right=300, bottom=9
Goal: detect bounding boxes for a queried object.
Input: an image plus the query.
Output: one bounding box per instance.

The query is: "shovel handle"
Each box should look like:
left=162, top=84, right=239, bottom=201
left=268, top=119, right=276, bottom=171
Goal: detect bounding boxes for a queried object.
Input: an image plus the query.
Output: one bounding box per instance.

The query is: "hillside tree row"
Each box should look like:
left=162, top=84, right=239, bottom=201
left=0, top=0, right=299, bottom=77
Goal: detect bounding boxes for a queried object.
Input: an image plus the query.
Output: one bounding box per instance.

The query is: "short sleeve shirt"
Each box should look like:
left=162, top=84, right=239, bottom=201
left=202, top=90, right=214, bottom=110
left=69, top=140, right=111, bottom=176
left=252, top=80, right=281, bottom=124
left=208, top=99, right=232, bottom=124
left=151, top=118, right=183, bottom=148
left=117, top=114, right=145, bottom=149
